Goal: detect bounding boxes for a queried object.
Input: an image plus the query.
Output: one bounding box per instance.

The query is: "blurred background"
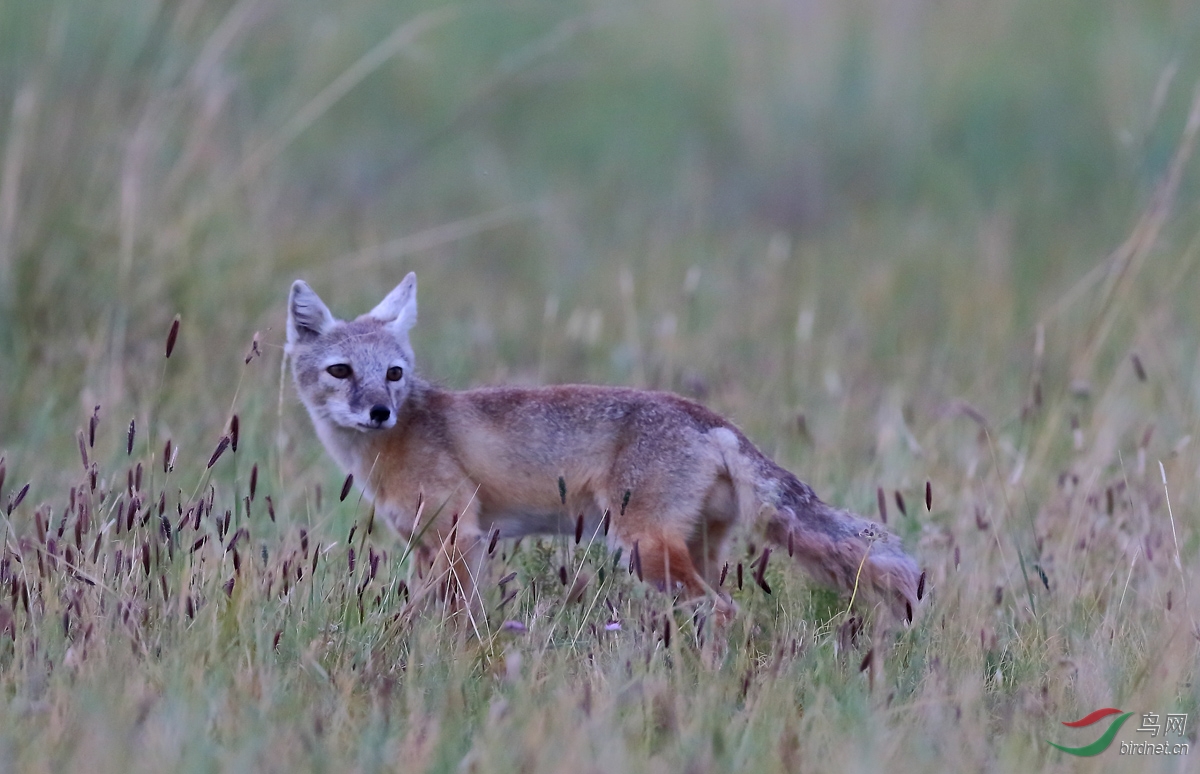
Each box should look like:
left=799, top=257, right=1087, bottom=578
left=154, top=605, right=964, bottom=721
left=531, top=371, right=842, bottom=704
left=1, top=0, right=1199, bottom=496
left=5, top=6, right=1200, bottom=767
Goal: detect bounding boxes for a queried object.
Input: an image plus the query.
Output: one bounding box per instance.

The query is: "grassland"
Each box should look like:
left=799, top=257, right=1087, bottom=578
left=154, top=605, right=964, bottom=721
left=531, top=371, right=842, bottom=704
left=1, top=0, right=1200, bottom=771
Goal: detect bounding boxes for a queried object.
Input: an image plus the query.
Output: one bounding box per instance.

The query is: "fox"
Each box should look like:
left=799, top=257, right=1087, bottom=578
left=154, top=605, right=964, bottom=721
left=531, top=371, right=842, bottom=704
left=285, top=272, right=923, bottom=624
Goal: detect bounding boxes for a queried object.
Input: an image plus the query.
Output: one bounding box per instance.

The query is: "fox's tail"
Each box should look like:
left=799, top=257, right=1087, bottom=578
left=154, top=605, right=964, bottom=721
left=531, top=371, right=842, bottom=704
left=753, top=458, right=922, bottom=622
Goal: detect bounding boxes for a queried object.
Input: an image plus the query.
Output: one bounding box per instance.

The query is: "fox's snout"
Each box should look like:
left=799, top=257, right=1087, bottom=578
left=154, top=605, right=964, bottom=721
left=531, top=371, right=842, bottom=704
left=369, top=405, right=391, bottom=426
left=341, top=381, right=399, bottom=430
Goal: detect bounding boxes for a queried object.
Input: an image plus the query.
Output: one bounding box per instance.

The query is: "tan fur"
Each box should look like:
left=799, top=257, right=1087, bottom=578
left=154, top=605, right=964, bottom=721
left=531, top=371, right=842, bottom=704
left=286, top=273, right=922, bottom=623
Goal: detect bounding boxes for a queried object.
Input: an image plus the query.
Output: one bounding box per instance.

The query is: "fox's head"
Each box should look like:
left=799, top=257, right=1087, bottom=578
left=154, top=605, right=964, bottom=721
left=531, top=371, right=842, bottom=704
left=286, top=273, right=418, bottom=432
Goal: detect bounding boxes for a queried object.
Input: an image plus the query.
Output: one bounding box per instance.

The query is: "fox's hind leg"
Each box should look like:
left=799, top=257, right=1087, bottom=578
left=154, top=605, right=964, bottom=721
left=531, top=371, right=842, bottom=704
left=608, top=431, right=739, bottom=622
left=688, top=473, right=738, bottom=588
left=627, top=530, right=708, bottom=597
left=688, top=477, right=740, bottom=625
left=605, top=482, right=710, bottom=600
left=617, top=525, right=737, bottom=624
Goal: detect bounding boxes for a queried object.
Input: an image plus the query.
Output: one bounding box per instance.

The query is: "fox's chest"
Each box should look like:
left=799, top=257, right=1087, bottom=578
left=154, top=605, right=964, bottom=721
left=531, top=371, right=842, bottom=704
left=358, top=430, right=473, bottom=537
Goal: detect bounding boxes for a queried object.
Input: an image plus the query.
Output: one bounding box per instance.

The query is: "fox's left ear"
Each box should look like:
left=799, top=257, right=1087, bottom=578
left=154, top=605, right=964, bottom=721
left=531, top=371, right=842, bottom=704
left=369, top=272, right=418, bottom=334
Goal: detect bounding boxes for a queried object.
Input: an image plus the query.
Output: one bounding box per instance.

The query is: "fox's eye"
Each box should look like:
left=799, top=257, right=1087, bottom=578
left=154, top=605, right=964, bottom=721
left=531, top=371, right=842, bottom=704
left=326, top=364, right=352, bottom=379
left=386, top=366, right=403, bottom=382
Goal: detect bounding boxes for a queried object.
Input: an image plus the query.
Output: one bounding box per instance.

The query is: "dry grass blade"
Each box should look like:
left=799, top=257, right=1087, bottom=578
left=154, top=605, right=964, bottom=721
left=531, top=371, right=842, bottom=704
left=169, top=8, right=459, bottom=244
left=1074, top=115, right=1198, bottom=377
left=0, top=86, right=35, bottom=297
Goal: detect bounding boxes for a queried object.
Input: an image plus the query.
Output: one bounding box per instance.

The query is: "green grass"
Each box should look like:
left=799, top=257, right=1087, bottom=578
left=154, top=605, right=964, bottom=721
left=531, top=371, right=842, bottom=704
left=1, top=0, right=1200, bottom=771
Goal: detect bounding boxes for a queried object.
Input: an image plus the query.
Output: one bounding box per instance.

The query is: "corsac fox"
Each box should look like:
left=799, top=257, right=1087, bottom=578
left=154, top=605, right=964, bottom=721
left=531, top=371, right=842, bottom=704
left=286, top=273, right=922, bottom=622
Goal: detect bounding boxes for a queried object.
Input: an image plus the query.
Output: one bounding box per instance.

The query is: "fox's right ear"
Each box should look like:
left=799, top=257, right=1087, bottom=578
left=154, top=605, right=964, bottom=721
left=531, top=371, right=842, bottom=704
left=287, top=280, right=335, bottom=347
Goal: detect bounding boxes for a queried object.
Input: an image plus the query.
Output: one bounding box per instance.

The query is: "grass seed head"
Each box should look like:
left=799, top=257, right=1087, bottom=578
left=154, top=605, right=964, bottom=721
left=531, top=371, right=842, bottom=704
left=165, top=314, right=180, bottom=359
left=1132, top=353, right=1147, bottom=381
left=206, top=436, right=230, bottom=469
left=245, top=332, right=261, bottom=364
left=7, top=483, right=29, bottom=515
left=753, top=548, right=772, bottom=594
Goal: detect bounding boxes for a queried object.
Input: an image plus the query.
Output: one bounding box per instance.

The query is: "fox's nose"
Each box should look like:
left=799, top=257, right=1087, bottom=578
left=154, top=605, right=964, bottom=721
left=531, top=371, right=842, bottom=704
left=369, top=405, right=391, bottom=425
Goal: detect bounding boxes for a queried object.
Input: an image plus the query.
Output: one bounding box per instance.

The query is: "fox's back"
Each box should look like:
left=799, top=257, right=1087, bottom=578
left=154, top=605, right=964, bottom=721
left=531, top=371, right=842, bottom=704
left=456, top=383, right=730, bottom=443
left=442, top=384, right=741, bottom=502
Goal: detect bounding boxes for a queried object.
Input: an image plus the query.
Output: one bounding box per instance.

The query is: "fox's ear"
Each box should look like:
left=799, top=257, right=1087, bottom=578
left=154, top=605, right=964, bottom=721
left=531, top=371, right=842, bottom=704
left=368, top=272, right=418, bottom=334
left=287, top=280, right=335, bottom=346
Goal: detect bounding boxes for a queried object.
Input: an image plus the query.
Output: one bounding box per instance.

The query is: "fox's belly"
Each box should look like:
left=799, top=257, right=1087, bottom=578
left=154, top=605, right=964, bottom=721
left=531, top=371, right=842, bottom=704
left=478, top=501, right=609, bottom=542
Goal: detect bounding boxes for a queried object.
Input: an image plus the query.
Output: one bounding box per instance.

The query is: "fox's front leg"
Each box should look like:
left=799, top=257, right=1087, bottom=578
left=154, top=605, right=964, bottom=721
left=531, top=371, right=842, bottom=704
left=427, top=511, right=489, bottom=626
